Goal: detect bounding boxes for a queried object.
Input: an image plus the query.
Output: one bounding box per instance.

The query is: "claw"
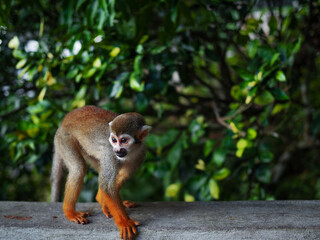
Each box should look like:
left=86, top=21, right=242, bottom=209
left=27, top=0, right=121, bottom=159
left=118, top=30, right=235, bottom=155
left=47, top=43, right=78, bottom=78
left=65, top=210, right=90, bottom=225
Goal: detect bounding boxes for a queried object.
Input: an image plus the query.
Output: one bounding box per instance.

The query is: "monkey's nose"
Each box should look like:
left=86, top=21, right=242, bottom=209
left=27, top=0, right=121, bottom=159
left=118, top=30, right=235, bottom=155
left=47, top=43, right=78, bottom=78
left=116, top=149, right=127, bottom=158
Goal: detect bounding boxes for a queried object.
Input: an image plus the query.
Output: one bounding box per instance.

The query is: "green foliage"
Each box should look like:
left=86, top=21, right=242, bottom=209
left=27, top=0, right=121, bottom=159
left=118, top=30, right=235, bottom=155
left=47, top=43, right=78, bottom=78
left=1, top=0, right=320, bottom=202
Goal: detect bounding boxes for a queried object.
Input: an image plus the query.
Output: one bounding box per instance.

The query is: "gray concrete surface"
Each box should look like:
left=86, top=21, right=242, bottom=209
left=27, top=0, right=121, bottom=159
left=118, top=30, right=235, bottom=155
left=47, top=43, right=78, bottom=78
left=0, top=201, right=320, bottom=239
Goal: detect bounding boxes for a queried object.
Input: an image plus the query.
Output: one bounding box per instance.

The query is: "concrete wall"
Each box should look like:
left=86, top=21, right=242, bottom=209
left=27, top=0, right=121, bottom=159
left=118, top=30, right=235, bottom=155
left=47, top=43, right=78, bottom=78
left=1, top=201, right=320, bottom=239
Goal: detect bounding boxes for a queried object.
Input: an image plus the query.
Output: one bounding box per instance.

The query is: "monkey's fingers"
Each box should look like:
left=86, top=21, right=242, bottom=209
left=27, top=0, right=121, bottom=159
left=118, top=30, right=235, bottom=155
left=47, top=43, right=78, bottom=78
left=120, top=226, right=136, bottom=240
left=119, top=219, right=139, bottom=240
left=70, top=215, right=89, bottom=225
left=123, top=200, right=136, bottom=208
left=133, top=220, right=140, bottom=226
left=65, top=211, right=90, bottom=225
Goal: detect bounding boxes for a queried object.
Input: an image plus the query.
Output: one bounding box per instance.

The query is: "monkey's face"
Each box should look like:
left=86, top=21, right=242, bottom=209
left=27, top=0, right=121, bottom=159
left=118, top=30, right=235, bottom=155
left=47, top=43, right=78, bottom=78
left=108, top=133, right=135, bottom=160
left=108, top=113, right=151, bottom=160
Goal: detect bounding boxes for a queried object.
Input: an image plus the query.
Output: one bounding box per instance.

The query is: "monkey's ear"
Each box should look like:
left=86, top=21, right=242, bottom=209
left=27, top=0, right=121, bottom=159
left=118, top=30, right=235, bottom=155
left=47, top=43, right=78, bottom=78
left=109, top=121, right=113, bottom=127
left=138, top=125, right=151, bottom=141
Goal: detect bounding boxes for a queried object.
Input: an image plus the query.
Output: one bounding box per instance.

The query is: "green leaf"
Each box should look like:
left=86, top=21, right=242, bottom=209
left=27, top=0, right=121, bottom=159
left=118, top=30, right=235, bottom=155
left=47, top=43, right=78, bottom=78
left=293, top=37, right=302, bottom=54
left=195, top=159, right=206, bottom=171
left=259, top=150, right=274, bottom=163
left=272, top=103, right=290, bottom=115
left=90, top=0, right=99, bottom=26
left=75, top=85, right=87, bottom=99
left=276, top=71, right=286, bottom=82
left=110, top=47, right=121, bottom=57
left=93, top=57, right=102, bottom=68
left=115, top=71, right=130, bottom=83
left=129, top=73, right=144, bottom=92
left=247, top=128, right=257, bottom=140
left=255, top=166, right=272, bottom=184
left=204, top=140, right=216, bottom=157
left=237, top=138, right=248, bottom=149
left=97, top=9, right=106, bottom=30
left=184, top=193, right=195, bottom=202
left=136, top=93, right=148, bottom=112
left=236, top=68, right=253, bottom=81
left=38, top=87, right=47, bottom=101
left=12, top=49, right=26, bottom=59
left=254, top=90, right=274, bottom=106
left=26, top=154, right=38, bottom=163
left=248, top=39, right=259, bottom=58
left=213, top=168, right=230, bottom=181
left=270, top=88, right=290, bottom=100
left=76, top=0, right=87, bottom=11
left=167, top=140, right=182, bottom=169
left=145, top=134, right=161, bottom=148
left=110, top=81, right=123, bottom=98
left=133, top=55, right=142, bottom=73
left=151, top=46, right=166, bottom=55
left=8, top=36, right=20, bottom=49
left=160, top=129, right=179, bottom=147
left=16, top=59, right=27, bottom=69
left=270, top=53, right=280, bottom=66
left=83, top=68, right=97, bottom=78
left=212, top=148, right=226, bottom=167
left=209, top=178, right=219, bottom=199
left=136, top=44, right=143, bottom=54
left=268, top=15, right=277, bottom=35
left=27, top=100, right=51, bottom=114
left=139, top=35, right=149, bottom=44
left=67, top=67, right=79, bottom=79
left=165, top=183, right=182, bottom=198
left=236, top=148, right=245, bottom=158
left=231, top=85, right=243, bottom=101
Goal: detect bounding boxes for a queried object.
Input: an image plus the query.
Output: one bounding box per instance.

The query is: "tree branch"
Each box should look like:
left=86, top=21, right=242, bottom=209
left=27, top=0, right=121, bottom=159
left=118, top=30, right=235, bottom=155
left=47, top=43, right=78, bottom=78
left=212, top=101, right=245, bottom=136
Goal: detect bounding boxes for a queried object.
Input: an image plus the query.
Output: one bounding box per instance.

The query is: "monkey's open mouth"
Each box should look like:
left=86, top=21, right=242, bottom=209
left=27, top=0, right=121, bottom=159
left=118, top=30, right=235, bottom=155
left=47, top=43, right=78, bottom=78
left=115, top=150, right=127, bottom=158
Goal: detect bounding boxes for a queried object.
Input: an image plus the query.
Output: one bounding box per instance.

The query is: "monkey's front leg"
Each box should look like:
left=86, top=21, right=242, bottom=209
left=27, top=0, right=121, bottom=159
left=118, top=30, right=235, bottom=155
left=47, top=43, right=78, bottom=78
left=99, top=188, right=139, bottom=240
left=96, top=191, right=136, bottom=219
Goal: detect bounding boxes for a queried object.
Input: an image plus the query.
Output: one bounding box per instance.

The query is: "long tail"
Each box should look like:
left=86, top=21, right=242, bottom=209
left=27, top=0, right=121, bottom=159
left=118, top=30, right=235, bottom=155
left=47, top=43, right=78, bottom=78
left=51, top=146, right=64, bottom=202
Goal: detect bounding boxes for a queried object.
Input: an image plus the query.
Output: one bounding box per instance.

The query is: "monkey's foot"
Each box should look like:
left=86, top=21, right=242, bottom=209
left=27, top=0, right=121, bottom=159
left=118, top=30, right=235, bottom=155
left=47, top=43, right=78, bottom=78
left=123, top=200, right=136, bottom=208
left=118, top=219, right=140, bottom=240
left=64, top=210, right=91, bottom=225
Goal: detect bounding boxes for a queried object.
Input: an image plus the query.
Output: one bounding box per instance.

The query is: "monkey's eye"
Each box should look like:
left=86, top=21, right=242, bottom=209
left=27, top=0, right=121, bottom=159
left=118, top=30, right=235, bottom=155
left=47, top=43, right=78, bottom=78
left=120, top=138, right=127, bottom=144
left=112, top=137, right=117, bottom=143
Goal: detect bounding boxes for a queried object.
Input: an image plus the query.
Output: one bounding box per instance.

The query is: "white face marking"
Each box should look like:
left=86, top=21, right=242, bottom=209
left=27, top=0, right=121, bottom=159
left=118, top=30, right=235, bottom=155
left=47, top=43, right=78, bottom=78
left=108, top=133, right=135, bottom=161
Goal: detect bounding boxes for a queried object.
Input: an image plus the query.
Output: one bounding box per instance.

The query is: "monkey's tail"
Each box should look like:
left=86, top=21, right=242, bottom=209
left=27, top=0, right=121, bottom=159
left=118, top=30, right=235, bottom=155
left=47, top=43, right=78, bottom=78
left=50, top=146, right=64, bottom=202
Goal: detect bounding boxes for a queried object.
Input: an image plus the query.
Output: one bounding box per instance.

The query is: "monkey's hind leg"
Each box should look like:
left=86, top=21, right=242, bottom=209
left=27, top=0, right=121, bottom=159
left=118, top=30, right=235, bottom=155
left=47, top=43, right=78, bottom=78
left=59, top=139, right=91, bottom=224
left=63, top=170, right=91, bottom=224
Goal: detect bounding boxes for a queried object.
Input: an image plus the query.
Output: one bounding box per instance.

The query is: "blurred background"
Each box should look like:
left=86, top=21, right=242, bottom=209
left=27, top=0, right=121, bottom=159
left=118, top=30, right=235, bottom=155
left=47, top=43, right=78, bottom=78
left=0, top=0, right=319, bottom=202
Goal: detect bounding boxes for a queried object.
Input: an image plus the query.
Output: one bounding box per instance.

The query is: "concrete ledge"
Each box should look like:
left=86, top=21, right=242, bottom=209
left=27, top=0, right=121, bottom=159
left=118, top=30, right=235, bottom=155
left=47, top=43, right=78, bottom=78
left=1, top=201, right=320, bottom=239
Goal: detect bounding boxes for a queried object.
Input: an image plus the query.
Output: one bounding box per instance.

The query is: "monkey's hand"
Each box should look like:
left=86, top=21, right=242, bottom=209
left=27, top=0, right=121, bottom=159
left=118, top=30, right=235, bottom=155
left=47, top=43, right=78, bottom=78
left=118, top=219, right=140, bottom=240
left=64, top=210, right=91, bottom=225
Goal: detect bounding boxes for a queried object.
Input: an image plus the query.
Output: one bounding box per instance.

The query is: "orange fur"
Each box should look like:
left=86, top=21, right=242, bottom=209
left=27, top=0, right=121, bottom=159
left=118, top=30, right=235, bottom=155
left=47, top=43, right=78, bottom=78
left=99, top=188, right=140, bottom=240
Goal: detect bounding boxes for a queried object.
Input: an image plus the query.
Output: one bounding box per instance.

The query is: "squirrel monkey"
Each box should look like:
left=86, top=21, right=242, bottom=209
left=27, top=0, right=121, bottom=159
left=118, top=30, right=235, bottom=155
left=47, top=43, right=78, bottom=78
left=51, top=105, right=151, bottom=240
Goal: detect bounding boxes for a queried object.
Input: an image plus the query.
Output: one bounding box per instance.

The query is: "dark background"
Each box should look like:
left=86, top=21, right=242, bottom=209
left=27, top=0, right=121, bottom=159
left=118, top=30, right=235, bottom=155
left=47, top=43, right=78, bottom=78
left=0, top=0, right=319, bottom=202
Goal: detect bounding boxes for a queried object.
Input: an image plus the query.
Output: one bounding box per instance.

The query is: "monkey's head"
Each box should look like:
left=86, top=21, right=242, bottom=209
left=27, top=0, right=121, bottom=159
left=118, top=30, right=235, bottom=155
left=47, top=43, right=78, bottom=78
left=108, top=113, right=151, bottom=160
